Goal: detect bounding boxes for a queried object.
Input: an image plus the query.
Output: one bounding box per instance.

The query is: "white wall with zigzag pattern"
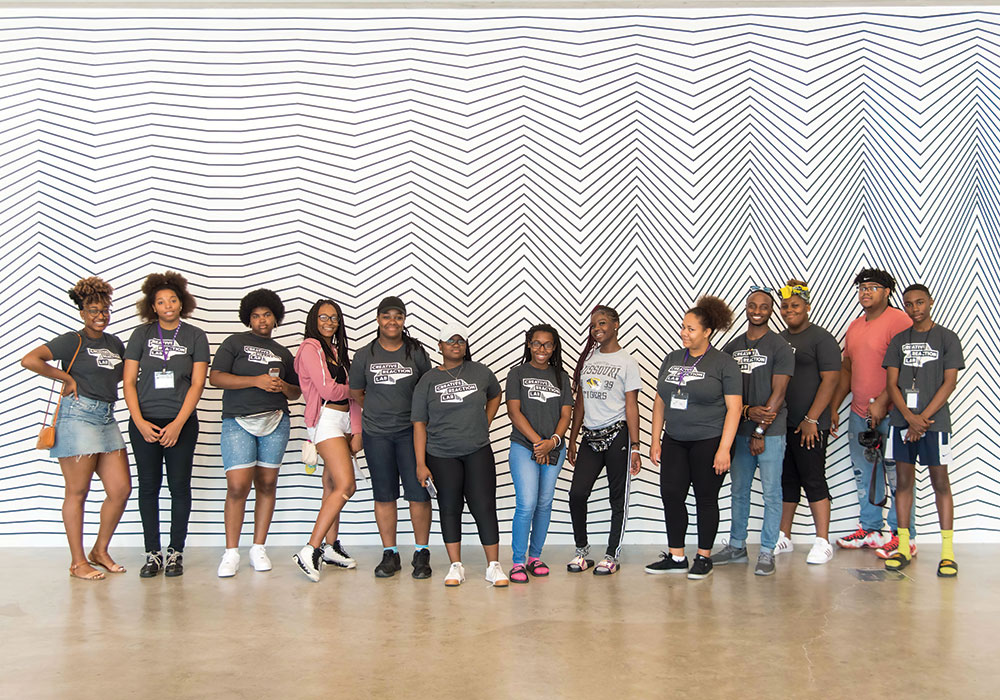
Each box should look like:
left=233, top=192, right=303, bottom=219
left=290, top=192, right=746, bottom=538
left=2, top=8, right=998, bottom=545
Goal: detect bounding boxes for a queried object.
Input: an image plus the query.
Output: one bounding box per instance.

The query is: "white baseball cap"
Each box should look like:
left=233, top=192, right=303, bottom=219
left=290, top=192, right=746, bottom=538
left=437, top=322, right=470, bottom=343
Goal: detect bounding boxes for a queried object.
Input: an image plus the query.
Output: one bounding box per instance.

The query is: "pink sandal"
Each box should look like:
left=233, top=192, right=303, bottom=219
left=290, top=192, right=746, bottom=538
left=526, top=558, right=550, bottom=577
left=509, top=564, right=529, bottom=584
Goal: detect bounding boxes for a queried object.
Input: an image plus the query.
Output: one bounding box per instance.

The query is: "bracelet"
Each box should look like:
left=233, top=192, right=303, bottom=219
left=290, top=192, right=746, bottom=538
left=751, top=433, right=764, bottom=440
left=630, top=441, right=640, bottom=448
left=550, top=434, right=562, bottom=448
left=802, top=415, right=819, bottom=425
left=742, top=405, right=750, bottom=420
left=630, top=449, right=641, bottom=455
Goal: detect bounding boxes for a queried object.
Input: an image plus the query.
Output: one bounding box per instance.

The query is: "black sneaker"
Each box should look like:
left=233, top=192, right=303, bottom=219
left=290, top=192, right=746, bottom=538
left=644, top=551, right=689, bottom=574
left=687, top=554, right=713, bottom=580
left=411, top=548, right=432, bottom=579
left=139, top=551, right=163, bottom=578
left=374, top=549, right=401, bottom=578
left=164, top=548, right=184, bottom=577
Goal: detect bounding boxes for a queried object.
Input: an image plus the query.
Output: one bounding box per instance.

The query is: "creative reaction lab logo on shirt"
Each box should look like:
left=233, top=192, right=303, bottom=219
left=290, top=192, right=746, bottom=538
left=371, top=362, right=414, bottom=385
left=88, top=348, right=122, bottom=369
left=522, top=377, right=560, bottom=402
left=435, top=379, right=478, bottom=403
left=664, top=366, right=706, bottom=386
left=732, top=349, right=768, bottom=374
left=902, top=343, right=939, bottom=367
left=146, top=339, right=188, bottom=360
left=245, top=346, right=281, bottom=365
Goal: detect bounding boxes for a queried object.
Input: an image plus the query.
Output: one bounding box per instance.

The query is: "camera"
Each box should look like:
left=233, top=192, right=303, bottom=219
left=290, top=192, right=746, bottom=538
left=858, top=428, right=883, bottom=463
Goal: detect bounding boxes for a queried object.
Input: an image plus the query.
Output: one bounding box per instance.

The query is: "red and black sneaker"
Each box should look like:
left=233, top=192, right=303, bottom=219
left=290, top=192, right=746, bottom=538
left=876, top=532, right=918, bottom=560
left=836, top=526, right=884, bottom=549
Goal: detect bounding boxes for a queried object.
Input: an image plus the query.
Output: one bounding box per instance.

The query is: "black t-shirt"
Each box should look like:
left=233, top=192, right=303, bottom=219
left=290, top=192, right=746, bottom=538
left=505, top=363, right=573, bottom=449
left=411, top=361, right=501, bottom=458
left=779, top=324, right=842, bottom=431
left=656, top=346, right=742, bottom=441
left=349, top=341, right=432, bottom=435
left=125, top=322, right=210, bottom=420
left=45, top=331, right=124, bottom=404
left=724, top=330, right=796, bottom=436
left=883, top=324, right=964, bottom=432
left=211, top=331, right=299, bottom=418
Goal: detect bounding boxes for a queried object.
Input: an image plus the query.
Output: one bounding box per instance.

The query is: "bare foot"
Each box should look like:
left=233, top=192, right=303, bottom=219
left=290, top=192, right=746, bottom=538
left=88, top=549, right=126, bottom=573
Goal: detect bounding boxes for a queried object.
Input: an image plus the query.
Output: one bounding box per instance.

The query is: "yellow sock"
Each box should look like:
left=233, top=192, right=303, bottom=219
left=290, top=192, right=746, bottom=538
left=941, top=530, right=955, bottom=561
left=898, top=529, right=911, bottom=560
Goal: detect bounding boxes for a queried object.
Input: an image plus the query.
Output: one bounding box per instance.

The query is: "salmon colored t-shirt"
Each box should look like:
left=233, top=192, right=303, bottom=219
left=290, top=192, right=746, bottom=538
left=843, top=306, right=912, bottom=417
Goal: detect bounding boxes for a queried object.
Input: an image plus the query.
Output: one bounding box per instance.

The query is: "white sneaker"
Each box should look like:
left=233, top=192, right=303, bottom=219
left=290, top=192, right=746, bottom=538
left=806, top=537, right=834, bottom=565
left=775, top=532, right=794, bottom=555
left=444, top=561, right=465, bottom=587
left=321, top=540, right=357, bottom=569
left=249, top=544, right=272, bottom=572
left=217, top=549, right=239, bottom=578
left=485, top=561, right=509, bottom=587
left=293, top=545, right=322, bottom=582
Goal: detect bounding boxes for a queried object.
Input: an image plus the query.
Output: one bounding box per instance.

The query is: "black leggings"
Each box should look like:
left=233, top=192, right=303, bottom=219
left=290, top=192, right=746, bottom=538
left=660, top=433, right=727, bottom=551
left=569, top=425, right=630, bottom=558
left=427, top=445, right=499, bottom=546
left=128, top=414, right=199, bottom=552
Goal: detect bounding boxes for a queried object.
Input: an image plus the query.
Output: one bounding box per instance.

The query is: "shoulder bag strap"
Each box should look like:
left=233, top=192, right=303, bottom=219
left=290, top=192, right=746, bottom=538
left=48, top=333, right=83, bottom=427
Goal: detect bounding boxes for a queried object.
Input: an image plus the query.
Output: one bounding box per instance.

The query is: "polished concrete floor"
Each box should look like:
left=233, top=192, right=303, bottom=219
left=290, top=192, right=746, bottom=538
left=1, top=544, right=995, bottom=700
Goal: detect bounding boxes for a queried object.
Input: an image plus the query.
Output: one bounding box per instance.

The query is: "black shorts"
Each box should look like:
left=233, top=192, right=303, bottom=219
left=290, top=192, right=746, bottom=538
left=782, top=428, right=830, bottom=503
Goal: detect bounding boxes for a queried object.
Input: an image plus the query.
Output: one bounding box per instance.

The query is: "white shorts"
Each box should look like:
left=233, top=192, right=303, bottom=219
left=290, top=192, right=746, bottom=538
left=308, top=406, right=352, bottom=445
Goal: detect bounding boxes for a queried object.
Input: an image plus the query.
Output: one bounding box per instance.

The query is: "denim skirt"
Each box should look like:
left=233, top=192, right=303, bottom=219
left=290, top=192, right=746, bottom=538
left=50, top=396, right=126, bottom=459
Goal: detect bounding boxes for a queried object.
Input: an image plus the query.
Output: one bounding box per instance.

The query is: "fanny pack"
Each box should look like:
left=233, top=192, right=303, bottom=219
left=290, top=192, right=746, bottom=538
left=582, top=420, right=626, bottom=453
left=236, top=410, right=283, bottom=437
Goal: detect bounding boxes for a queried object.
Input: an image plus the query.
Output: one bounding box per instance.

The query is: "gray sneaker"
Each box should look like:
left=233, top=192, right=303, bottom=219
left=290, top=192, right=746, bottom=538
left=754, top=550, right=776, bottom=576
left=711, top=542, right=749, bottom=565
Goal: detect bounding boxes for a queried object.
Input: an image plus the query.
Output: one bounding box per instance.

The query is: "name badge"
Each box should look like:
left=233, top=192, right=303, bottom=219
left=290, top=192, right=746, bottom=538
left=905, top=389, right=919, bottom=410
left=154, top=370, right=175, bottom=390
left=670, top=390, right=689, bottom=411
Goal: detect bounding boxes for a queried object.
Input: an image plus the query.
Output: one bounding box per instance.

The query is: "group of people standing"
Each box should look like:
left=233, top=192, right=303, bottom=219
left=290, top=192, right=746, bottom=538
left=22, top=266, right=963, bottom=585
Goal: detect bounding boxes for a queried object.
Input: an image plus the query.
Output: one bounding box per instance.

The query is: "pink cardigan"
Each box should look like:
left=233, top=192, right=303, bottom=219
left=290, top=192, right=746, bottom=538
left=294, top=338, right=361, bottom=433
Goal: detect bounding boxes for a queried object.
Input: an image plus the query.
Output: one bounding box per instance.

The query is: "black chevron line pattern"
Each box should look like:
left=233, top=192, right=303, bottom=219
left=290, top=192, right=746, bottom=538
left=2, top=11, right=998, bottom=546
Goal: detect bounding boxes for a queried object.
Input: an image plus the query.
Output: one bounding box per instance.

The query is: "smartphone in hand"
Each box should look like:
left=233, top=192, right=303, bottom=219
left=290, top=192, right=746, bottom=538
left=425, top=478, right=437, bottom=499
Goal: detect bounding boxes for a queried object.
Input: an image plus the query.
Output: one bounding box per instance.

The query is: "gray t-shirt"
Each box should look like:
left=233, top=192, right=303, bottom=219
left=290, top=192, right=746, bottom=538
left=349, top=341, right=432, bottom=435
left=724, top=330, right=796, bottom=436
left=883, top=324, right=964, bottom=432
left=125, top=322, right=210, bottom=420
left=780, top=324, right=842, bottom=431
left=656, top=346, right=742, bottom=441
left=411, top=361, right=501, bottom=458
left=578, top=348, right=642, bottom=430
left=505, top=363, right=573, bottom=449
left=211, top=331, right=299, bottom=418
left=45, top=331, right=124, bottom=404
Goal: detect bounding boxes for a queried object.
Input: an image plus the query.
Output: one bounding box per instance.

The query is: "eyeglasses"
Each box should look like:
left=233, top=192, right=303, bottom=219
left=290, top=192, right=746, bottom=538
left=529, top=341, right=555, bottom=351
left=442, top=338, right=467, bottom=346
left=857, top=284, right=885, bottom=294
left=318, top=314, right=338, bottom=323
left=749, top=285, right=775, bottom=295
left=84, top=308, right=111, bottom=317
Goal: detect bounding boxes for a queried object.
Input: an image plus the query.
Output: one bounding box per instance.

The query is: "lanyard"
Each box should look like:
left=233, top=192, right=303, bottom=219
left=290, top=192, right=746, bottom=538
left=906, top=325, right=934, bottom=390
left=157, top=322, right=182, bottom=370
left=676, top=347, right=708, bottom=390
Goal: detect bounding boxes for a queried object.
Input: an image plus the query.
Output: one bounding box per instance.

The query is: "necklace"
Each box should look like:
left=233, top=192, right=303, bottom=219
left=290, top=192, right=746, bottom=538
left=443, top=362, right=464, bottom=381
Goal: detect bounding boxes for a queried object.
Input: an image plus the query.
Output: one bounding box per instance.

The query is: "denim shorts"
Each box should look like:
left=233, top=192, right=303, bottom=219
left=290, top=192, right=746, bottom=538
left=221, top=413, right=291, bottom=471
left=50, top=396, right=126, bottom=459
left=362, top=428, right=428, bottom=503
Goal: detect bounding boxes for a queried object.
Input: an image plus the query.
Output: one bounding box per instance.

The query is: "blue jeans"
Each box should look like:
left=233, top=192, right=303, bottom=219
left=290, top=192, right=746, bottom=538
left=848, top=412, right=915, bottom=535
left=509, top=441, right=564, bottom=564
left=729, top=434, right=785, bottom=552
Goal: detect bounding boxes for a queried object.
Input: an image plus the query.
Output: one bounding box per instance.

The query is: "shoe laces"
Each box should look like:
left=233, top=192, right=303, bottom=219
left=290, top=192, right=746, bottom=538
left=164, top=550, right=180, bottom=566
left=147, top=551, right=163, bottom=566
left=882, top=535, right=899, bottom=550
left=332, top=540, right=351, bottom=558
